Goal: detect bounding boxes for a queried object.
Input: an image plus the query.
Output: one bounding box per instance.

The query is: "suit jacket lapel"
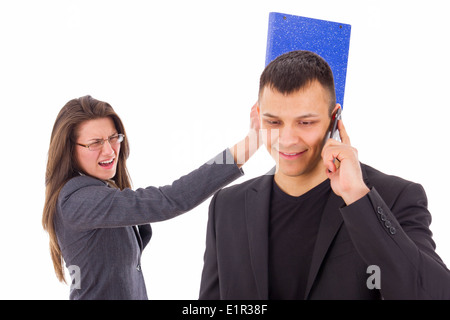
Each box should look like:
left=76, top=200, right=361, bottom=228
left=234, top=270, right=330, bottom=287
left=244, top=169, right=347, bottom=300
left=132, top=225, right=143, bottom=251
left=244, top=168, right=274, bottom=300
left=304, top=162, right=371, bottom=299
left=304, top=190, right=345, bottom=299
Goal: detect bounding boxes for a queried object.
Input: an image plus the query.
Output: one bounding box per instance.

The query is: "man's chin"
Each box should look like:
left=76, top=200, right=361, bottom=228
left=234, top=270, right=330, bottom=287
left=275, top=161, right=323, bottom=179
left=276, top=166, right=308, bottom=178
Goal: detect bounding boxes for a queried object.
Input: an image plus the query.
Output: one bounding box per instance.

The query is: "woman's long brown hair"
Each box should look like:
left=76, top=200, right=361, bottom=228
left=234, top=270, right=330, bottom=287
left=42, top=95, right=132, bottom=282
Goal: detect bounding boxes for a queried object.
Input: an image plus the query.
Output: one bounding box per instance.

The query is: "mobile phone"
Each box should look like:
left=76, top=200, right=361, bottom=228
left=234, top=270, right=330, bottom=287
left=325, top=107, right=342, bottom=142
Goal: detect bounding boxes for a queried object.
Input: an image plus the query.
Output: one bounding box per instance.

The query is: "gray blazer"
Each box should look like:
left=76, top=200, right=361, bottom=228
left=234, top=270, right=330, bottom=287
left=55, top=149, right=243, bottom=300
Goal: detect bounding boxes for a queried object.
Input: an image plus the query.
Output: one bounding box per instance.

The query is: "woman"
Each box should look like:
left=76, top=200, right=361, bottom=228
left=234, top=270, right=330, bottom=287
left=42, top=95, right=260, bottom=299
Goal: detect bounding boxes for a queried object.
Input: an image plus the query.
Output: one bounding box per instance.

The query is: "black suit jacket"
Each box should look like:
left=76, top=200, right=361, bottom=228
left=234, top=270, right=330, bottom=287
left=199, top=163, right=450, bottom=299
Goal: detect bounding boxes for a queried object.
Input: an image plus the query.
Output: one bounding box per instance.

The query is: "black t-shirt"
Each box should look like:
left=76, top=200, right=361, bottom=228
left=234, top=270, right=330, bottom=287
left=268, top=178, right=331, bottom=299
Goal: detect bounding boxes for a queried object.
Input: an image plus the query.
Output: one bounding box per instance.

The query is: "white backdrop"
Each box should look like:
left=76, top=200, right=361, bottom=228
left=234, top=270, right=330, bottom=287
left=0, top=0, right=449, bottom=300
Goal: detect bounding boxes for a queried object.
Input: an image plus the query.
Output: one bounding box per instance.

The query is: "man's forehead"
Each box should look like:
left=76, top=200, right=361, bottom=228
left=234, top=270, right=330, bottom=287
left=259, top=87, right=329, bottom=117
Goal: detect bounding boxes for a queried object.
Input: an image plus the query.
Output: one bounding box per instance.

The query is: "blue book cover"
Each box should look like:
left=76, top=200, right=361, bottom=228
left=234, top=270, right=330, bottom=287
left=265, top=12, right=351, bottom=107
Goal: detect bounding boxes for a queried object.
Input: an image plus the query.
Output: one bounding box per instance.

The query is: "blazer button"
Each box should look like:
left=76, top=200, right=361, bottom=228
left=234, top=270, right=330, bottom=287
left=136, top=264, right=141, bottom=272
left=384, top=220, right=392, bottom=228
left=389, top=227, right=397, bottom=235
left=380, top=214, right=387, bottom=221
left=377, top=206, right=383, bottom=215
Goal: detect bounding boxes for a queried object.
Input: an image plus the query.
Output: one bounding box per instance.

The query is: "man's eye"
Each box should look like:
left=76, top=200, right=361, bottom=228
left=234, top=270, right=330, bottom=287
left=265, top=120, right=280, bottom=125
left=299, top=121, right=314, bottom=126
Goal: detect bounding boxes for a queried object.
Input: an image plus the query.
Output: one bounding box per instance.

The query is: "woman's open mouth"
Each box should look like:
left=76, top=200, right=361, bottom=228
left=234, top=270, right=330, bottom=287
left=98, top=158, right=115, bottom=169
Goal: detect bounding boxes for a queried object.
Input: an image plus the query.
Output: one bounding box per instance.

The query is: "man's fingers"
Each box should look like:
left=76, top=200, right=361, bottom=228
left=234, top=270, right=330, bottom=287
left=338, top=120, right=351, bottom=145
left=322, top=144, right=340, bottom=172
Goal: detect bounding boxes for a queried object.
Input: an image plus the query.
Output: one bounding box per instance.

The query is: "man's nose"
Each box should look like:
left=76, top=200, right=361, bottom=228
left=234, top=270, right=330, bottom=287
left=278, top=125, right=299, bottom=146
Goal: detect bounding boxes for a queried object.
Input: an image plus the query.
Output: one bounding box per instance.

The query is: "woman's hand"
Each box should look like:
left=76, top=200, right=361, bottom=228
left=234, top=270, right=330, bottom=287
left=230, top=101, right=261, bottom=167
left=249, top=101, right=261, bottom=135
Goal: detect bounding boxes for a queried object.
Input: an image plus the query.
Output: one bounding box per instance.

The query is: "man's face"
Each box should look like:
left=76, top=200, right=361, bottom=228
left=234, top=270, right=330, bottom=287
left=259, top=80, right=334, bottom=180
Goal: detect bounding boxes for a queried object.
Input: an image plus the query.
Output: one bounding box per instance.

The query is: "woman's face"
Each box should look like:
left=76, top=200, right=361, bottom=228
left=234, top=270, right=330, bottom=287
left=75, top=117, right=121, bottom=181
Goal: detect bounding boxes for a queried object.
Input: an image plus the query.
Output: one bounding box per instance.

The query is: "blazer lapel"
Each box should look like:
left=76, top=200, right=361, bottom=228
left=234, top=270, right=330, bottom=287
left=304, top=191, right=345, bottom=299
left=244, top=168, right=274, bottom=300
left=304, top=162, right=371, bottom=299
left=132, top=225, right=143, bottom=251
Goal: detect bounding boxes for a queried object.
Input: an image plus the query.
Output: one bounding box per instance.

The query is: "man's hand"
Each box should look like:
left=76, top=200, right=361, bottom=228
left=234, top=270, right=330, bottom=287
left=321, top=120, right=370, bottom=205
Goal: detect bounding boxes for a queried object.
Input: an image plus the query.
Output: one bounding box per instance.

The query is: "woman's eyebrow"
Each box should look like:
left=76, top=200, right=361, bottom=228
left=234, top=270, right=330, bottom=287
left=86, top=132, right=118, bottom=142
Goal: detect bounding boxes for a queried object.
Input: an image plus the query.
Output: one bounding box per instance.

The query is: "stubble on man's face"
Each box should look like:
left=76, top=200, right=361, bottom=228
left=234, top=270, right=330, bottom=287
left=259, top=81, right=334, bottom=186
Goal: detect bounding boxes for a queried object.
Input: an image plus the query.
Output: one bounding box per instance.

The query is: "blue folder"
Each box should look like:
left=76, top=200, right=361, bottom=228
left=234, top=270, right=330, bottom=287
left=265, top=12, right=351, bottom=107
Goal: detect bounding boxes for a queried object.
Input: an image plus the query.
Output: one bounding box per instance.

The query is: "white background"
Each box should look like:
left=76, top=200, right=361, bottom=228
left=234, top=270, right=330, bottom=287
left=0, top=0, right=449, bottom=300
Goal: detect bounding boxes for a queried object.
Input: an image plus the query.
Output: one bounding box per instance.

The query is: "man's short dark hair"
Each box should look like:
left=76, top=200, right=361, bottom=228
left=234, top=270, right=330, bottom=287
left=259, top=50, right=336, bottom=114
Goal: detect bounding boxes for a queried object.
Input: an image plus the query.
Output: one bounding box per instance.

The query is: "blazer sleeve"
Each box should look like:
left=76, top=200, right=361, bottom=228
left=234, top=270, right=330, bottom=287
left=58, top=149, right=243, bottom=231
left=340, top=183, right=450, bottom=299
left=198, top=191, right=221, bottom=299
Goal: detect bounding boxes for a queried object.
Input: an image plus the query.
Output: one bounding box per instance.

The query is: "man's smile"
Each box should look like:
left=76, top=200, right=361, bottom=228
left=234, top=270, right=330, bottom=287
left=278, top=150, right=307, bottom=160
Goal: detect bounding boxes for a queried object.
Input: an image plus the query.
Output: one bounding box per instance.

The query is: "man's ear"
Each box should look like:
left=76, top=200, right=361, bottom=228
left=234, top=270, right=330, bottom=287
left=331, top=103, right=341, bottom=116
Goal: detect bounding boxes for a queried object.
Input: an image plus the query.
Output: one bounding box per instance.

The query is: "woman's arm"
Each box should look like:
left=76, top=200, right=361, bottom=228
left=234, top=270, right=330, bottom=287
left=59, top=149, right=243, bottom=230
left=58, top=103, right=262, bottom=231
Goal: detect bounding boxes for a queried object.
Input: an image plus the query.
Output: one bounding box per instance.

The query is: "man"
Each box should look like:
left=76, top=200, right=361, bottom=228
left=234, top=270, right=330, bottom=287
left=199, top=50, right=450, bottom=299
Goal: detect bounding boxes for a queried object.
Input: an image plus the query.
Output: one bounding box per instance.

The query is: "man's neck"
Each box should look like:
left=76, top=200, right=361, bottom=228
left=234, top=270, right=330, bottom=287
left=274, top=167, right=328, bottom=197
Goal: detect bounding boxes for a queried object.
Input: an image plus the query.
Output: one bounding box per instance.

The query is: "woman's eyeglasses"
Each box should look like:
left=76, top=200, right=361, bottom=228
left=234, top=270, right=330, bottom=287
left=76, top=134, right=125, bottom=151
